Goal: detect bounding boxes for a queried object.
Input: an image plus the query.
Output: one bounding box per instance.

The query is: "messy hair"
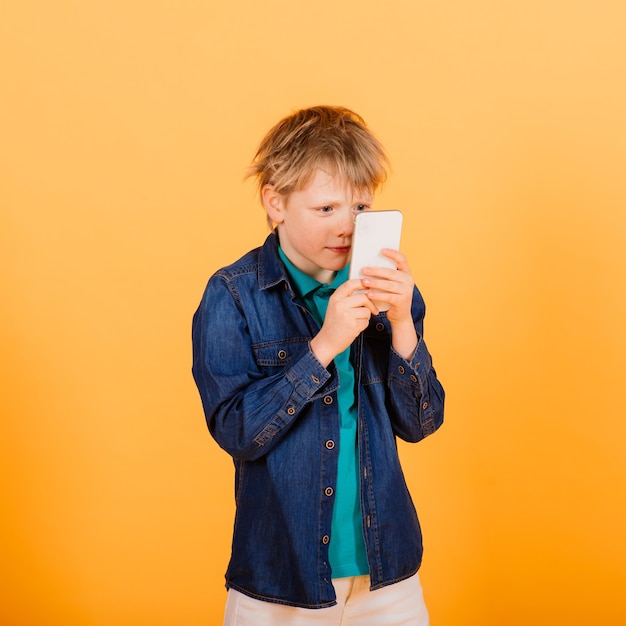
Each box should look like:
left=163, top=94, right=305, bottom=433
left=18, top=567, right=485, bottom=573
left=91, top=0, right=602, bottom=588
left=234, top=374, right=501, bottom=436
left=247, top=106, right=389, bottom=228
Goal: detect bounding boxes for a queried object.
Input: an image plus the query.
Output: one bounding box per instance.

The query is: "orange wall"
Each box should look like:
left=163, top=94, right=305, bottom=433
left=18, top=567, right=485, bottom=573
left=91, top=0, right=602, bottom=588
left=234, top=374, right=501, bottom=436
left=2, top=1, right=625, bottom=624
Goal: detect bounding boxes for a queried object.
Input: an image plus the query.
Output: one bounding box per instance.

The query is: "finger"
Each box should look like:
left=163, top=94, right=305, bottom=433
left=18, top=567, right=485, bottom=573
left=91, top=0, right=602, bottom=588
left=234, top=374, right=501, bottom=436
left=346, top=289, right=379, bottom=314
left=362, top=273, right=412, bottom=294
left=359, top=295, right=380, bottom=316
left=381, top=248, right=411, bottom=272
left=333, top=278, right=367, bottom=297
left=362, top=264, right=407, bottom=281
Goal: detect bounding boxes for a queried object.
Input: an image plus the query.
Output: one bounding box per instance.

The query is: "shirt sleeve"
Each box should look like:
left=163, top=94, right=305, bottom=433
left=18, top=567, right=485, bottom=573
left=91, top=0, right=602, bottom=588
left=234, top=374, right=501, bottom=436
left=385, top=287, right=445, bottom=442
left=191, top=273, right=333, bottom=461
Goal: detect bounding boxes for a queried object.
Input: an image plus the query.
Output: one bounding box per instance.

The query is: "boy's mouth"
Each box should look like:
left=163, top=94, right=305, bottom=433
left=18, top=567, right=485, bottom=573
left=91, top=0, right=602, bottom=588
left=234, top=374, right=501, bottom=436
left=328, top=246, right=351, bottom=254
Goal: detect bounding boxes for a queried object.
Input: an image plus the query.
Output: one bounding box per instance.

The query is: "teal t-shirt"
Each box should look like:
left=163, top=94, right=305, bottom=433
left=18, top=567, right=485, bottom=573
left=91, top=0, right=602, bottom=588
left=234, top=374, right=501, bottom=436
left=278, top=247, right=369, bottom=578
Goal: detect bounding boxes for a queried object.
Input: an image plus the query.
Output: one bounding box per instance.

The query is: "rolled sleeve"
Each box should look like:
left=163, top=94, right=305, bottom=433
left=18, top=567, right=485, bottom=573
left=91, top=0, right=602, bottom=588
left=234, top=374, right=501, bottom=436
left=388, top=336, right=444, bottom=442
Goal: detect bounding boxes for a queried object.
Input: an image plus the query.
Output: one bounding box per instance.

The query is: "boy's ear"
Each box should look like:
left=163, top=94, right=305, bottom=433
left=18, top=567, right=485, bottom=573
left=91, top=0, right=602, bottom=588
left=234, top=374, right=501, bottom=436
left=261, top=185, right=285, bottom=224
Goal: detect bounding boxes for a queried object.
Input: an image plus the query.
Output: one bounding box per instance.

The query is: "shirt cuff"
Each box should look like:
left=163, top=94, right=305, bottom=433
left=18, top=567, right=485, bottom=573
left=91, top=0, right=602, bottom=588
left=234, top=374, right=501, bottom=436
left=285, top=346, right=334, bottom=401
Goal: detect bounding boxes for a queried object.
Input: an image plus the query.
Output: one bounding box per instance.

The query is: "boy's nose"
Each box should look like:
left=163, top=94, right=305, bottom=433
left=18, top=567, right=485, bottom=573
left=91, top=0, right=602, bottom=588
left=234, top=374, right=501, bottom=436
left=338, top=211, right=354, bottom=237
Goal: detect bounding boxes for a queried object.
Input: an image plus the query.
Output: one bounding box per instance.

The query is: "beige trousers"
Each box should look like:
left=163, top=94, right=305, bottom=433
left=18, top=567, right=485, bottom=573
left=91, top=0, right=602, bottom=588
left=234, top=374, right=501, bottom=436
left=223, top=573, right=429, bottom=626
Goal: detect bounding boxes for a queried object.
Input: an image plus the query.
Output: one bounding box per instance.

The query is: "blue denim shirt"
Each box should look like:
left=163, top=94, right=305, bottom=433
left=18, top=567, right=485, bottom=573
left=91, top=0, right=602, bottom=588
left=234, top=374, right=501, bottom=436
left=192, top=232, right=445, bottom=609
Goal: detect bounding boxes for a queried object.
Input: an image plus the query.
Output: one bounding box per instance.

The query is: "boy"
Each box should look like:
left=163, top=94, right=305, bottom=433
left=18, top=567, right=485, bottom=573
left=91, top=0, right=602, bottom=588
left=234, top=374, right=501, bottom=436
left=192, top=106, right=444, bottom=625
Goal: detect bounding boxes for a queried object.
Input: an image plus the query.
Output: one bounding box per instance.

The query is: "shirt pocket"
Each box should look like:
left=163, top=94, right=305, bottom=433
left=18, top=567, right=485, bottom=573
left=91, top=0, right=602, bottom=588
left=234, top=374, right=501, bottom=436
left=252, top=337, right=310, bottom=374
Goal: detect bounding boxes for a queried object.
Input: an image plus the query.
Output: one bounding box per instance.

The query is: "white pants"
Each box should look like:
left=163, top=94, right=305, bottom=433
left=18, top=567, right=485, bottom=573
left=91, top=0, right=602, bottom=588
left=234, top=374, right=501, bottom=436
left=223, top=574, right=429, bottom=625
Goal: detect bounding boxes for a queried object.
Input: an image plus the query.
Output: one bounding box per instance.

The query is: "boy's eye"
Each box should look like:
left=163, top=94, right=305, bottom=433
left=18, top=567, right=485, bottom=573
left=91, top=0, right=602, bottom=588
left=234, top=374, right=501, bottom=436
left=354, top=204, right=369, bottom=212
left=320, top=206, right=333, bottom=213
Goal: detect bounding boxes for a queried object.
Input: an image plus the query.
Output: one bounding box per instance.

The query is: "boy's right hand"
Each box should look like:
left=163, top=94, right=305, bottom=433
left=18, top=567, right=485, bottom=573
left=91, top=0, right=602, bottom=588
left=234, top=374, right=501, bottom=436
left=309, top=278, right=379, bottom=367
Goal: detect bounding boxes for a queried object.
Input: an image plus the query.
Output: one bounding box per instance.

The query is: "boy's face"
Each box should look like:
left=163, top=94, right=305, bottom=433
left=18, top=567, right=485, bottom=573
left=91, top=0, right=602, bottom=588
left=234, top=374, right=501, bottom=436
left=264, top=169, right=373, bottom=284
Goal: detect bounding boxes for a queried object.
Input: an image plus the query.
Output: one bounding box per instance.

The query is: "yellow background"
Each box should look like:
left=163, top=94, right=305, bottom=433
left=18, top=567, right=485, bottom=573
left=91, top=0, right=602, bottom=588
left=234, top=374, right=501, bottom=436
left=2, top=1, right=625, bottom=624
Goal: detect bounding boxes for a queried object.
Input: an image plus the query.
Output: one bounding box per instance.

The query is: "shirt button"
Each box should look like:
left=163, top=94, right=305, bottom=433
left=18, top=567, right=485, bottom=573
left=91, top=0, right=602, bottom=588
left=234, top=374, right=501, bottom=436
left=325, top=440, right=335, bottom=450
left=322, top=535, right=330, bottom=545
left=323, top=395, right=333, bottom=405
left=287, top=406, right=295, bottom=415
left=422, top=401, right=429, bottom=410
left=310, top=374, right=320, bottom=384
left=376, top=322, right=385, bottom=332
left=278, top=349, right=287, bottom=360
left=324, top=487, right=334, bottom=497
left=410, top=374, right=417, bottom=382
left=398, top=366, right=405, bottom=375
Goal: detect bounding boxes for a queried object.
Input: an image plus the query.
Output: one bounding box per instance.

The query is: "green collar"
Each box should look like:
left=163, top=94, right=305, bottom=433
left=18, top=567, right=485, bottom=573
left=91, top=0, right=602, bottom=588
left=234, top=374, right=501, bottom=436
left=278, top=247, right=349, bottom=298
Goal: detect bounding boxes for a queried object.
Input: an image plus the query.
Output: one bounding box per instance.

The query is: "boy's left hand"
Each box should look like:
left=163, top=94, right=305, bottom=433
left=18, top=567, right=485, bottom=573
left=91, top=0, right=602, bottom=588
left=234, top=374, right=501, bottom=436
left=361, top=249, right=418, bottom=360
left=361, top=248, right=414, bottom=325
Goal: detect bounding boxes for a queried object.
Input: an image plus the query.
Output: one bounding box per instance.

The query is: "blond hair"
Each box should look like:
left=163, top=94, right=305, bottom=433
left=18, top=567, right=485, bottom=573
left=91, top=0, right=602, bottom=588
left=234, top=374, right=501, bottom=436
left=247, top=106, right=389, bottom=228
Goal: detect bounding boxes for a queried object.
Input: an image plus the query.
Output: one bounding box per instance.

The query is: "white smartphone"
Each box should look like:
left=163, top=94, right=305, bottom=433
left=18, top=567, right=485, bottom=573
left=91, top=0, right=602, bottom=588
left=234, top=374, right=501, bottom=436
left=348, top=210, right=403, bottom=312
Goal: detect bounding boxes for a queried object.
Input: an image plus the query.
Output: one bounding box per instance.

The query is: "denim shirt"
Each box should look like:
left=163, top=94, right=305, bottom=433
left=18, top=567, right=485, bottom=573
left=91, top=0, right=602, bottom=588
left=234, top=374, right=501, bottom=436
left=192, top=232, right=445, bottom=609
